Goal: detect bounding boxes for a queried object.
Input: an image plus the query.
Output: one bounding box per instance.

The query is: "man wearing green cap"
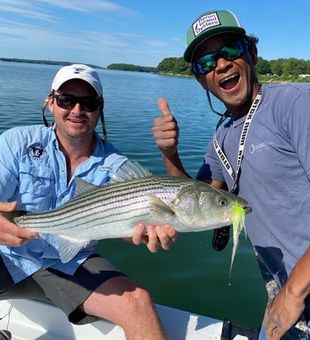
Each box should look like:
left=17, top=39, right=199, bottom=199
left=152, top=9, right=310, bottom=340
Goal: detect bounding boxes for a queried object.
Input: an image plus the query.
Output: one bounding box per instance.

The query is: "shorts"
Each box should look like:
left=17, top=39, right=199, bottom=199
left=0, top=254, right=125, bottom=324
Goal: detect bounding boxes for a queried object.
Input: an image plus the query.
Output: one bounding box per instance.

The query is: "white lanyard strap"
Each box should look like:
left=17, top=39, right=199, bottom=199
left=213, top=86, right=262, bottom=192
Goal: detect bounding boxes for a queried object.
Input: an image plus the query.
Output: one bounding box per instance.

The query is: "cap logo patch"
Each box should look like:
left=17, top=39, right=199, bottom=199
left=73, top=66, right=86, bottom=74
left=192, top=13, right=220, bottom=37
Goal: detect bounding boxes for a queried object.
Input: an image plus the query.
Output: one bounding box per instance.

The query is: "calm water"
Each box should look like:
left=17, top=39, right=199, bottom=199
left=0, top=61, right=267, bottom=327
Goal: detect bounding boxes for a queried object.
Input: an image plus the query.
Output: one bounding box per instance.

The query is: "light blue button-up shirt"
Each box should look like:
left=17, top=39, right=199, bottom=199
left=0, top=125, right=128, bottom=283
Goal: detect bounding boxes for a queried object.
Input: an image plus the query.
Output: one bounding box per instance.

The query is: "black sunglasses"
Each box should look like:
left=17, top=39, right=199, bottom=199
left=54, top=94, right=101, bottom=112
left=192, top=38, right=249, bottom=75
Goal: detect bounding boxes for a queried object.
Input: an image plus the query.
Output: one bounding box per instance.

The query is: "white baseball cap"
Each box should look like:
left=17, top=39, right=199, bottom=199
left=51, top=64, right=103, bottom=96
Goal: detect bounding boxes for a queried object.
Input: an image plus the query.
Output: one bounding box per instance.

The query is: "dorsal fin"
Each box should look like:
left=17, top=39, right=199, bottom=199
left=110, top=160, right=152, bottom=183
left=74, top=177, right=99, bottom=197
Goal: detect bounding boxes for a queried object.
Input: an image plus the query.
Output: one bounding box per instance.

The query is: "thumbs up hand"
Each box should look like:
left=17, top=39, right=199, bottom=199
left=152, top=98, right=179, bottom=157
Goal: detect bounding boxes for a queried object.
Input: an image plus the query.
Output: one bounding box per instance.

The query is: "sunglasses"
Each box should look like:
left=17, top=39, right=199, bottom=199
left=54, top=94, right=101, bottom=112
left=192, top=38, right=249, bottom=75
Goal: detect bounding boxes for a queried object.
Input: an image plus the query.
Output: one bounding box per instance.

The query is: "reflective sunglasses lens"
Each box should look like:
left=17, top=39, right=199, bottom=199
left=196, top=57, right=216, bottom=74
left=221, top=40, right=247, bottom=60
left=193, top=39, right=248, bottom=75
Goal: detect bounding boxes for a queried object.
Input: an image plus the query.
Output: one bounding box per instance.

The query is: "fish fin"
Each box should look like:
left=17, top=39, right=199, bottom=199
left=53, top=235, right=89, bottom=263
left=74, top=177, right=99, bottom=197
left=149, top=194, right=175, bottom=220
left=110, top=160, right=152, bottom=183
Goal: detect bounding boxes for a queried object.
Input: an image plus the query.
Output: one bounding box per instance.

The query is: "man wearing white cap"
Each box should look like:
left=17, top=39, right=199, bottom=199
left=0, top=64, right=175, bottom=340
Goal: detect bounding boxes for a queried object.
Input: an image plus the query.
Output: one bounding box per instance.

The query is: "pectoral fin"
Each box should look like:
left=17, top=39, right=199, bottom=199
left=148, top=194, right=175, bottom=220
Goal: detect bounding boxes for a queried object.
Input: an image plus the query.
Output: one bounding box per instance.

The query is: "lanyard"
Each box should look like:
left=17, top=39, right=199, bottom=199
left=213, top=86, right=262, bottom=192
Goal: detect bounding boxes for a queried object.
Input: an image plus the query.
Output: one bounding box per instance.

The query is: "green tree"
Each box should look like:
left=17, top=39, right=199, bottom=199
left=157, top=57, right=191, bottom=75
left=107, top=63, right=157, bottom=73
left=256, top=57, right=271, bottom=75
left=269, top=59, right=284, bottom=76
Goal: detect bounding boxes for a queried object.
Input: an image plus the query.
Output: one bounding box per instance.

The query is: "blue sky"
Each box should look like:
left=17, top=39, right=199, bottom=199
left=1, top=0, right=310, bottom=68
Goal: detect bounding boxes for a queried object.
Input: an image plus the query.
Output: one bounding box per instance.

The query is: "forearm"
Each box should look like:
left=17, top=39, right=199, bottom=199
left=161, top=152, right=190, bottom=178
left=264, top=245, right=310, bottom=338
left=284, top=245, right=310, bottom=301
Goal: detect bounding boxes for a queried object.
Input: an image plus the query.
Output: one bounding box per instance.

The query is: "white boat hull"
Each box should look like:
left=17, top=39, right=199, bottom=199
left=0, top=299, right=263, bottom=339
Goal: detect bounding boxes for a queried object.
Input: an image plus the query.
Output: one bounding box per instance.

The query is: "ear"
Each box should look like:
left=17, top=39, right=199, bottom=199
left=195, top=73, right=208, bottom=90
left=47, top=96, right=54, bottom=113
left=249, top=46, right=258, bottom=66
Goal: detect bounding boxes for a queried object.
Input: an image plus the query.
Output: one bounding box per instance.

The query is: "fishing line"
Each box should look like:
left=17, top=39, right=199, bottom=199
left=0, top=305, right=13, bottom=330
left=205, top=90, right=231, bottom=130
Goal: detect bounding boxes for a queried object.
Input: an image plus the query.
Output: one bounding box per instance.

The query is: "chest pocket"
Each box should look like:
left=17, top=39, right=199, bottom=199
left=19, top=163, right=55, bottom=196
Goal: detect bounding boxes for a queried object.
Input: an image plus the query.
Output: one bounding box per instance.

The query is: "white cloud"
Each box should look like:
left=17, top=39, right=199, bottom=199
left=0, top=0, right=54, bottom=21
left=37, top=0, right=136, bottom=15
left=0, top=0, right=136, bottom=20
left=0, top=17, right=177, bottom=66
left=0, top=1, right=182, bottom=66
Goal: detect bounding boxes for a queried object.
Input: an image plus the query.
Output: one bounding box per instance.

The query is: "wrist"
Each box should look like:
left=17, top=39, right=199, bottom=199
left=286, top=281, right=310, bottom=302
left=161, top=152, right=190, bottom=178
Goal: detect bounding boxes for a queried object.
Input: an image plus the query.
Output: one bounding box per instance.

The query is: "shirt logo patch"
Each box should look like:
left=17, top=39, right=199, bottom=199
left=28, top=143, right=47, bottom=160
left=192, top=13, right=220, bottom=36
left=249, top=141, right=275, bottom=154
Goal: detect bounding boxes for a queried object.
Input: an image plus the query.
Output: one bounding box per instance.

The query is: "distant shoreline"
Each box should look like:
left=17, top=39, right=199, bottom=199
left=2, top=57, right=310, bottom=82
left=0, top=57, right=105, bottom=70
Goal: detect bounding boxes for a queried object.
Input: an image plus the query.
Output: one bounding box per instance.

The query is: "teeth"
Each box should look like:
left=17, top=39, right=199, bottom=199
left=220, top=74, right=238, bottom=84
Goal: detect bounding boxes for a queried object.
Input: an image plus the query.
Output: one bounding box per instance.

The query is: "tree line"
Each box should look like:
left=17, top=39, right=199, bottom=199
left=108, top=57, right=310, bottom=82
left=107, top=63, right=157, bottom=73
left=2, top=56, right=309, bottom=82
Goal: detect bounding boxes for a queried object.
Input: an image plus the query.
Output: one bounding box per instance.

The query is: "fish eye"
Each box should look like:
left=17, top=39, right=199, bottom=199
left=218, top=197, right=228, bottom=207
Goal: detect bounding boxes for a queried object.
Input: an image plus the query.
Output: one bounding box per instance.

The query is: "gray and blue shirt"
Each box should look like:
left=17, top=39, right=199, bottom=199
left=198, top=83, right=310, bottom=291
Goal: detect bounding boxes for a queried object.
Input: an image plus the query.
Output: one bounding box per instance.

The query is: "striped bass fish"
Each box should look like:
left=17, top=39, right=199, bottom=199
left=7, top=161, right=251, bottom=268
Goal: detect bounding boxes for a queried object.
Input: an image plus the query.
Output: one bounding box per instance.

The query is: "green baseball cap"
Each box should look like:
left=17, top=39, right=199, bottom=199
left=183, top=10, right=246, bottom=62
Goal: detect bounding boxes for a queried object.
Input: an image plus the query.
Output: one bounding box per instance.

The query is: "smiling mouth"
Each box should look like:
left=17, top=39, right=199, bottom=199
left=220, top=74, right=240, bottom=90
left=68, top=118, right=84, bottom=124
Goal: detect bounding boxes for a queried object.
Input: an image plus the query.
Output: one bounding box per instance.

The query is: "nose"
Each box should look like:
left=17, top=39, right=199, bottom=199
left=71, top=102, right=82, bottom=114
left=215, top=57, right=233, bottom=72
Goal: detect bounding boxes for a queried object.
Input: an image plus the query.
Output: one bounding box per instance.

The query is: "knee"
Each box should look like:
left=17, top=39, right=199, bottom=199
left=126, top=286, right=154, bottom=313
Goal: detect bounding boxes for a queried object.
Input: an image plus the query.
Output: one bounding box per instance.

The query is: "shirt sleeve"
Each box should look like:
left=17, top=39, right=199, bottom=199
left=286, top=88, right=310, bottom=179
left=196, top=139, right=225, bottom=182
left=0, top=130, right=20, bottom=201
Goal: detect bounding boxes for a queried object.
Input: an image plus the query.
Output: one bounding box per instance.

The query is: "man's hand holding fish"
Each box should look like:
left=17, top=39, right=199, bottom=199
left=0, top=201, right=38, bottom=246
left=131, top=223, right=177, bottom=252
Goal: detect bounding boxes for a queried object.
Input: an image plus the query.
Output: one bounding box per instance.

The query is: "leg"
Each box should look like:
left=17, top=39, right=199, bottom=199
left=81, top=276, right=166, bottom=340
left=31, top=254, right=166, bottom=339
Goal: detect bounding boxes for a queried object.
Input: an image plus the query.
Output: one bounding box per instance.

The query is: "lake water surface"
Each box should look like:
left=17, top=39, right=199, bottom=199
left=0, top=61, right=267, bottom=328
